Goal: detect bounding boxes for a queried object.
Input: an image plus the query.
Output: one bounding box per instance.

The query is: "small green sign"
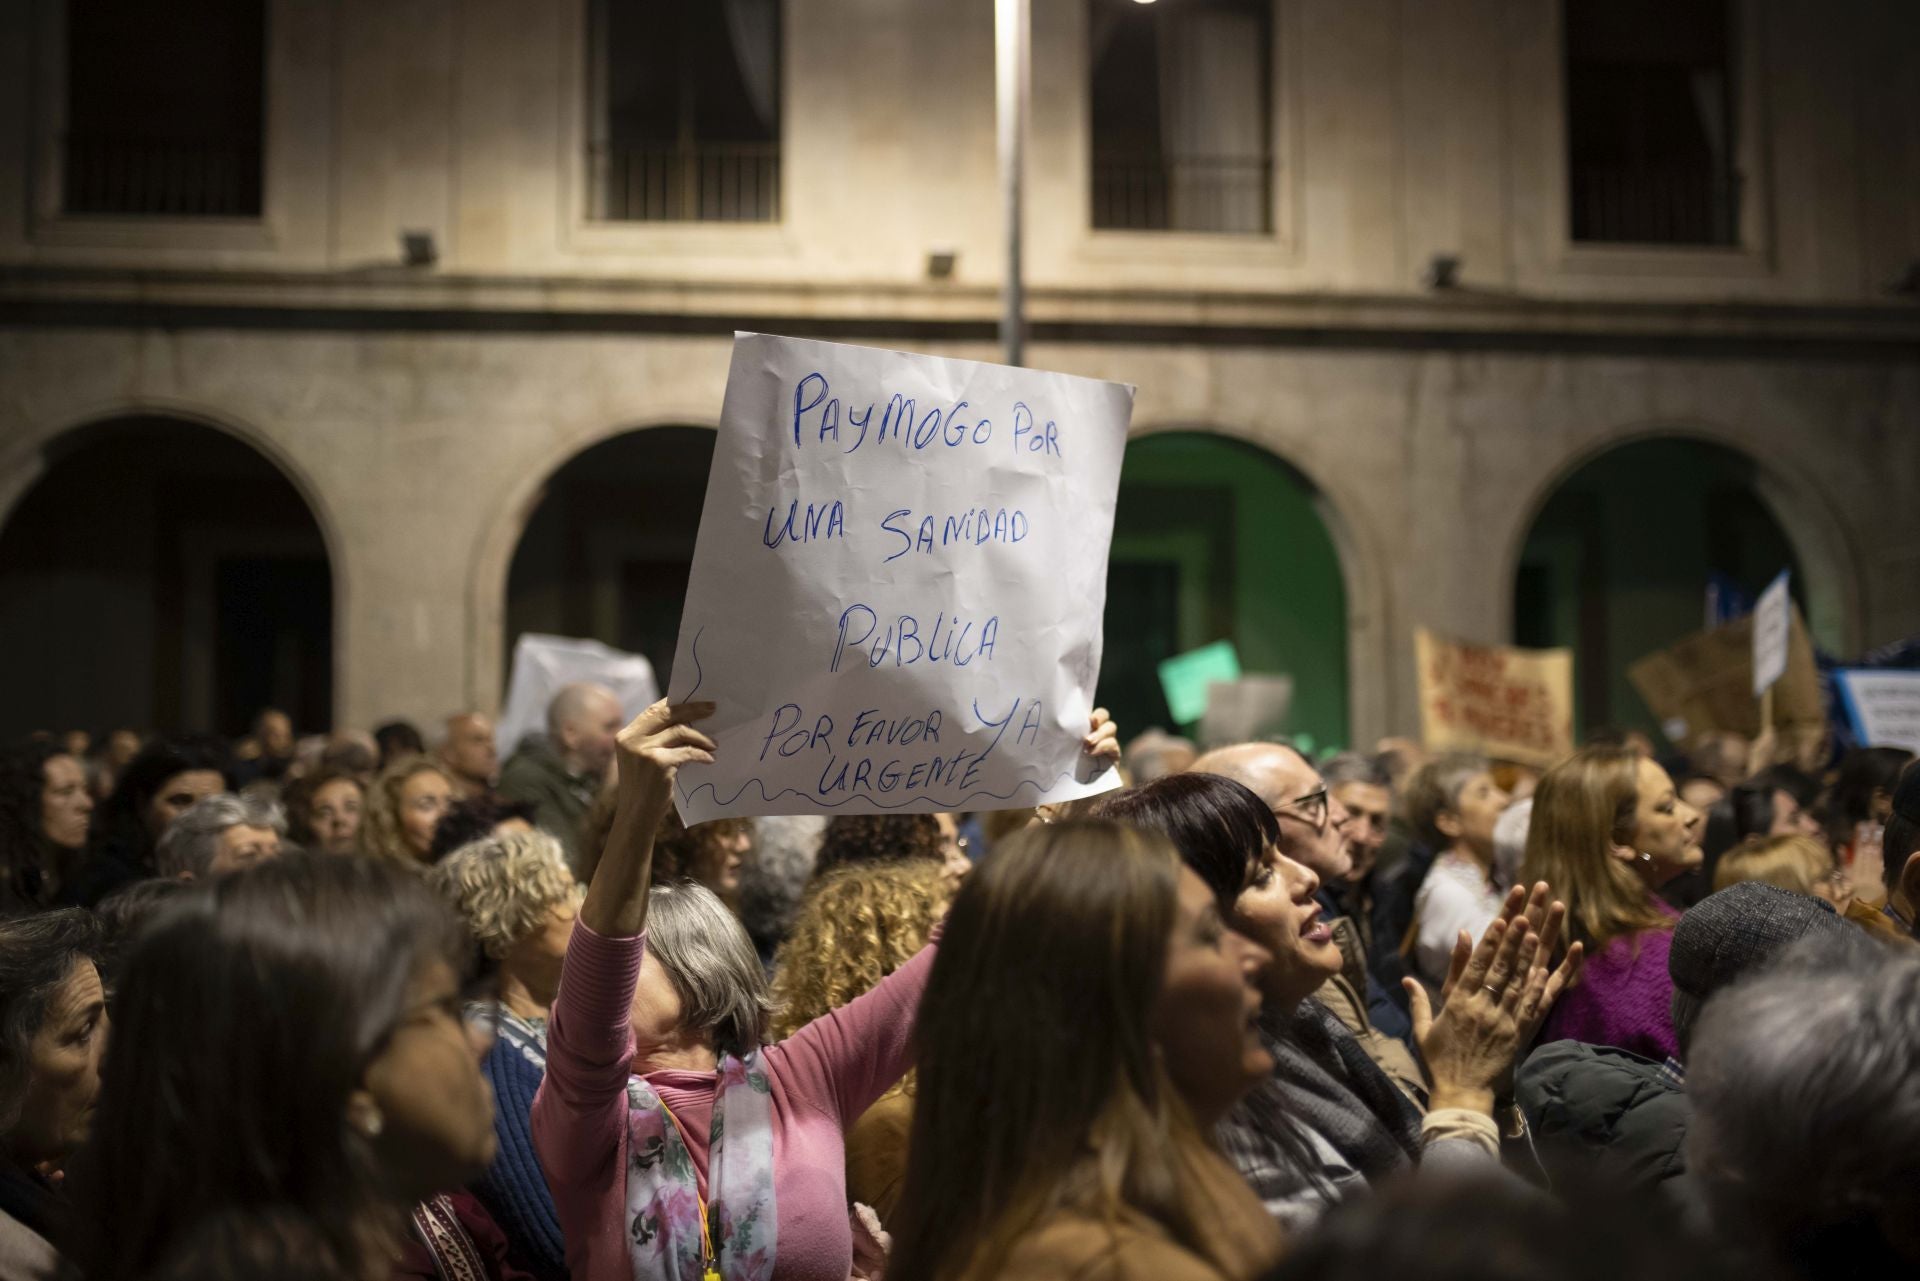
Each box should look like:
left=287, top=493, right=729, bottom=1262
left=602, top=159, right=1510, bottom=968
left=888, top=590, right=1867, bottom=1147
left=1157, top=640, right=1242, bottom=726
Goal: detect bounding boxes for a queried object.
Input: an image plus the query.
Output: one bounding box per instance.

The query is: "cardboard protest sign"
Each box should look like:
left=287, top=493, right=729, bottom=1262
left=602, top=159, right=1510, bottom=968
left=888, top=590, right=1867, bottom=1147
left=497, top=633, right=659, bottom=757
left=1628, top=605, right=1823, bottom=741
left=1833, top=670, right=1920, bottom=754
left=1415, top=628, right=1574, bottom=768
left=666, top=333, right=1132, bottom=822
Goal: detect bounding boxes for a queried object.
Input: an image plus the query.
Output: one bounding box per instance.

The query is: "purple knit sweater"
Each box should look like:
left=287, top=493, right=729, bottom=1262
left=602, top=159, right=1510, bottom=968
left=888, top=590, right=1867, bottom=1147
left=1538, top=901, right=1681, bottom=1062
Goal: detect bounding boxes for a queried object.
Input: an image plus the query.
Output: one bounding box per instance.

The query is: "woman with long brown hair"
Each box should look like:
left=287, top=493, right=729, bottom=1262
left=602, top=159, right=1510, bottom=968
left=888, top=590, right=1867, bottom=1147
left=886, top=819, right=1284, bottom=1281
left=1521, top=746, right=1702, bottom=1060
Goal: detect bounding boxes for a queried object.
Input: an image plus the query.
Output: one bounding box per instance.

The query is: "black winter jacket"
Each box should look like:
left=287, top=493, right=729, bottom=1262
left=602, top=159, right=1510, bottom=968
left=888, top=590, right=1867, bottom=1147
left=1516, top=1039, right=1705, bottom=1227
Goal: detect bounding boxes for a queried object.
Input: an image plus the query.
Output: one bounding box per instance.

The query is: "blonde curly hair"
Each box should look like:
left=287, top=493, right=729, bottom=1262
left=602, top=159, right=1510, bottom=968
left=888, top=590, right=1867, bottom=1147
left=769, top=859, right=950, bottom=1041
left=426, top=829, right=582, bottom=960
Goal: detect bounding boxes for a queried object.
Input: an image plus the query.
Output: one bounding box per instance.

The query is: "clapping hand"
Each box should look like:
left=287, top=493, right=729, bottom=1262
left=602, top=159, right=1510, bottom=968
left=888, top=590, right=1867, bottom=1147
left=1411, top=881, right=1585, bottom=1112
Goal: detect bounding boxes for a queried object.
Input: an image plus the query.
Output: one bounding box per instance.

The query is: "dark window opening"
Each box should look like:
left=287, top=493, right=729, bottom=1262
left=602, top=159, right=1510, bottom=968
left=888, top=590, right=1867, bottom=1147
left=1565, top=0, right=1739, bottom=246
left=1089, top=0, right=1273, bottom=235
left=589, top=0, right=781, bottom=223
left=63, top=0, right=265, bottom=217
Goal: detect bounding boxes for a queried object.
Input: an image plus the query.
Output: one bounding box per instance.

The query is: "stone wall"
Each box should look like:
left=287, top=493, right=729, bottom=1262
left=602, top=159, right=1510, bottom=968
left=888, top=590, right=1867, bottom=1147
left=1, top=0, right=1917, bottom=740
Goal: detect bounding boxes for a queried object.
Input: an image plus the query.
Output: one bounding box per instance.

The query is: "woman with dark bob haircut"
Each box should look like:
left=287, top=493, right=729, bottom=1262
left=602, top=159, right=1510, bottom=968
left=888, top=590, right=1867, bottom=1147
left=62, top=734, right=231, bottom=907
left=1094, top=773, right=1579, bottom=1232
left=70, top=852, right=502, bottom=1281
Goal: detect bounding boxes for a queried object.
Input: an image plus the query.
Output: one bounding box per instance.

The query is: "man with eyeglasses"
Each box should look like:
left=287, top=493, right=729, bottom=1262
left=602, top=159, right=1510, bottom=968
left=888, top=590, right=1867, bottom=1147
left=1192, top=741, right=1420, bottom=1093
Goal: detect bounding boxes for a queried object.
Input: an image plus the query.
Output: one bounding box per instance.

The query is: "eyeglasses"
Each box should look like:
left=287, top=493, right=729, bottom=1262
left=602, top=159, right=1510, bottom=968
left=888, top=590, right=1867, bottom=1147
left=1273, top=788, right=1329, bottom=831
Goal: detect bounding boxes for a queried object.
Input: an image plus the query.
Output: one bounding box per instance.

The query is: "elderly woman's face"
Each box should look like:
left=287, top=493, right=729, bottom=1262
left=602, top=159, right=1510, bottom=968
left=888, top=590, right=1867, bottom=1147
left=630, top=950, right=688, bottom=1059
left=1448, top=772, right=1510, bottom=856
left=8, top=959, right=108, bottom=1164
left=309, top=777, right=364, bottom=856
left=398, top=771, right=455, bottom=860
left=503, top=898, right=578, bottom=1007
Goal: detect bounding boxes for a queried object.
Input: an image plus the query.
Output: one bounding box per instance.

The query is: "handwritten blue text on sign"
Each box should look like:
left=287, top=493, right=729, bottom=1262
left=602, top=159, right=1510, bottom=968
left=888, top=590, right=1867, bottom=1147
left=666, top=333, right=1132, bottom=821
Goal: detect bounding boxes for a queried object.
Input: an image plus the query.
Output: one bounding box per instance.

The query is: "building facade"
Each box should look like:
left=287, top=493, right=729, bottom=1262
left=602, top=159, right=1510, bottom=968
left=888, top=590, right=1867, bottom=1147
left=2, top=0, right=1917, bottom=749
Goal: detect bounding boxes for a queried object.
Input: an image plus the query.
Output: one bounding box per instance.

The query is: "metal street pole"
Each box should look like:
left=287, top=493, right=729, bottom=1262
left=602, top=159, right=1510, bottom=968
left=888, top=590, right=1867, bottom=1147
left=995, top=0, right=1029, bottom=367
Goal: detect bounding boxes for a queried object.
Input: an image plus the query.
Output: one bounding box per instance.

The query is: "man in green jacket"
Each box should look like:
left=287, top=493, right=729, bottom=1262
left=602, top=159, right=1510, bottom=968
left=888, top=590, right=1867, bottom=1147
left=497, top=681, right=622, bottom=875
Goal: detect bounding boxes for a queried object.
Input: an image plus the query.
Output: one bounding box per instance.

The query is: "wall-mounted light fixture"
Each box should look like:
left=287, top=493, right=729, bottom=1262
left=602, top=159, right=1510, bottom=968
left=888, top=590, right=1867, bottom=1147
left=400, top=230, right=438, bottom=268
left=1424, top=253, right=1462, bottom=290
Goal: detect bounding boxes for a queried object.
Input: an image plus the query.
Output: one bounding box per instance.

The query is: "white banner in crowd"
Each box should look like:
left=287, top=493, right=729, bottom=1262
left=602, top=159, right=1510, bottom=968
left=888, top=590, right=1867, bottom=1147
left=1752, top=569, right=1791, bottom=697
left=1834, top=669, right=1920, bottom=754
left=666, top=333, right=1132, bottom=823
left=497, top=633, right=660, bottom=756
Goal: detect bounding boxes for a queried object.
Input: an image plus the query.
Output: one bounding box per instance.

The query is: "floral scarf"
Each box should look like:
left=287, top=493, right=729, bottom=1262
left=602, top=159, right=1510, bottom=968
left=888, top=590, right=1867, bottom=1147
left=625, top=1052, right=778, bottom=1281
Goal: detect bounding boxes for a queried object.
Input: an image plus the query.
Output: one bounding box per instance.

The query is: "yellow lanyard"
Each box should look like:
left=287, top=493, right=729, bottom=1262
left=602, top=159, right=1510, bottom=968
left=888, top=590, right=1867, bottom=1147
left=658, top=1099, right=722, bottom=1281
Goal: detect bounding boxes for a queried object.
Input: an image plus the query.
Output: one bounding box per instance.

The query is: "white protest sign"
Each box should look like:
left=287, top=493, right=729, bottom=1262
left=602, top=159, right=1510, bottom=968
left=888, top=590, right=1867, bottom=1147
left=497, top=633, right=659, bottom=757
left=666, top=333, right=1132, bottom=822
left=1834, top=669, right=1920, bottom=754
left=1752, top=570, right=1791, bottom=697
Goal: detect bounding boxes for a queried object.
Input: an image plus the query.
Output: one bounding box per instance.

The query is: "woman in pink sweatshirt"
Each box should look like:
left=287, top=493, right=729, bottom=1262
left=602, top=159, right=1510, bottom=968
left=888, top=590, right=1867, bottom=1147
left=532, top=701, right=1114, bottom=1281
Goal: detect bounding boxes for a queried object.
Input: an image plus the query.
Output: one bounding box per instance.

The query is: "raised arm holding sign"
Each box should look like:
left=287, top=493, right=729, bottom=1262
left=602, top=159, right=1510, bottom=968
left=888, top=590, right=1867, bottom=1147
left=666, top=333, right=1132, bottom=822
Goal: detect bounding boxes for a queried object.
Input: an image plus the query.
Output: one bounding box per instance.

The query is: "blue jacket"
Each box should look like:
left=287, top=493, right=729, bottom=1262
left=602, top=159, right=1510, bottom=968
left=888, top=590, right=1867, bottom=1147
left=472, top=1020, right=567, bottom=1281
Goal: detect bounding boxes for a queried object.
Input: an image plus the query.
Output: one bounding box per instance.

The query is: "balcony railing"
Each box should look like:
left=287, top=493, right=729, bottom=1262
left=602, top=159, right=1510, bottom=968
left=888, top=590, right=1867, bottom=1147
left=590, top=142, right=781, bottom=223
left=1093, top=153, right=1273, bottom=235
left=1570, top=162, right=1740, bottom=247
left=62, top=135, right=262, bottom=217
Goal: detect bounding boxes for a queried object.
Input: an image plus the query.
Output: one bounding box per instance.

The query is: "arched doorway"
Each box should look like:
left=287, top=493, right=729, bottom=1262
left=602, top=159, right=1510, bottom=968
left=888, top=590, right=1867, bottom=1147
left=1101, top=432, right=1349, bottom=752
left=505, top=426, right=717, bottom=692
left=0, top=415, right=334, bottom=738
left=1513, top=437, right=1811, bottom=738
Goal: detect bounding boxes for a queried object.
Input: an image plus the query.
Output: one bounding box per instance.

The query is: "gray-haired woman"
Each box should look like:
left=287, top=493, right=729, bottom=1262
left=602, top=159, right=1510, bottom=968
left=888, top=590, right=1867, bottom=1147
left=153, top=793, right=284, bottom=881
left=531, top=702, right=930, bottom=1281
left=0, top=909, right=107, bottom=1281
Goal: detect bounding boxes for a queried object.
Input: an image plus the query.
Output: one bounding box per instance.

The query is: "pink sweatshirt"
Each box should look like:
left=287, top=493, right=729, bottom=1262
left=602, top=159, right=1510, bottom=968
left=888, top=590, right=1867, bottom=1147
left=532, top=920, right=936, bottom=1281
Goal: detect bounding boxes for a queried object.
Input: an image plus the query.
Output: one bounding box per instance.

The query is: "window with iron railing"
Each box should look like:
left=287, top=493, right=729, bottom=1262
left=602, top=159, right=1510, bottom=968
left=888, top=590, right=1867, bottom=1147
left=588, top=0, right=781, bottom=224
left=1089, top=0, right=1273, bottom=236
left=62, top=0, right=265, bottom=218
left=1565, top=0, right=1739, bottom=246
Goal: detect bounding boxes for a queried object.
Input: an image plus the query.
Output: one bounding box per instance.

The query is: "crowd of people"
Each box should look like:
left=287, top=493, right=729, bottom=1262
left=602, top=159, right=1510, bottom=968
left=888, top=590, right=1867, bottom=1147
left=0, top=683, right=1916, bottom=1281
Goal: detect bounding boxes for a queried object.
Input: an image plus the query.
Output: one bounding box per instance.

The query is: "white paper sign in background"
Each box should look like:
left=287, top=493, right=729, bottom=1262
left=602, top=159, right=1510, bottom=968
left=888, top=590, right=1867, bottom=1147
left=1752, top=569, right=1791, bottom=697
left=666, top=333, right=1132, bottom=823
left=1834, top=669, right=1920, bottom=754
left=497, top=633, right=660, bottom=758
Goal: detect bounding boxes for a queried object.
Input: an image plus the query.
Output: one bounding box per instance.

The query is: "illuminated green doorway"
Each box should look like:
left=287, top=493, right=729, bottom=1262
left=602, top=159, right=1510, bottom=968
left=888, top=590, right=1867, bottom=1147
left=1513, top=437, right=1807, bottom=739
left=1099, top=432, right=1349, bottom=752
